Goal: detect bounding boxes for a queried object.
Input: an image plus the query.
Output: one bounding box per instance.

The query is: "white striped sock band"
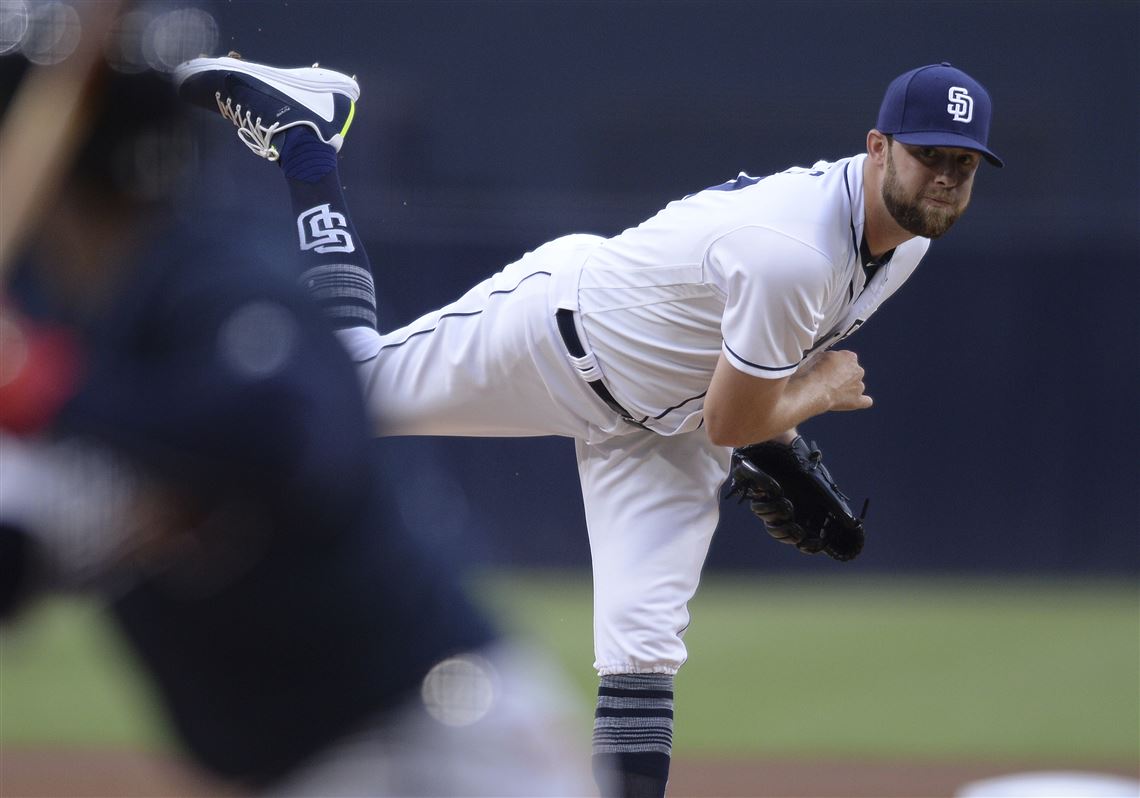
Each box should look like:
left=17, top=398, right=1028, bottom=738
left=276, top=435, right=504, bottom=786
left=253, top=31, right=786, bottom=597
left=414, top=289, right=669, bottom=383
left=592, top=673, right=674, bottom=756
left=299, top=263, right=377, bottom=330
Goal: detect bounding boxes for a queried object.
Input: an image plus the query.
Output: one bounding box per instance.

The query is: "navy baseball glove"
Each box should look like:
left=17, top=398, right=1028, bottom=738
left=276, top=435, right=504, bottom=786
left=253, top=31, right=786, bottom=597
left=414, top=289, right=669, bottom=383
left=725, top=436, right=867, bottom=562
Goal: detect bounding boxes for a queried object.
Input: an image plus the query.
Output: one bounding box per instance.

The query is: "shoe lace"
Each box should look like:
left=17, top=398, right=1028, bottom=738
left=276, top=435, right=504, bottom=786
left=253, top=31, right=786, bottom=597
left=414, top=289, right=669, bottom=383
left=215, top=92, right=282, bottom=162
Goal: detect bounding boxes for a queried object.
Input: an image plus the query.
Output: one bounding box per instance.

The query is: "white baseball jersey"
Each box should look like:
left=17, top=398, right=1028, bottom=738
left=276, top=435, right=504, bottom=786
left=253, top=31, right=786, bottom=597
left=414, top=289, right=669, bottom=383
left=572, top=153, right=929, bottom=435
left=349, top=152, right=930, bottom=676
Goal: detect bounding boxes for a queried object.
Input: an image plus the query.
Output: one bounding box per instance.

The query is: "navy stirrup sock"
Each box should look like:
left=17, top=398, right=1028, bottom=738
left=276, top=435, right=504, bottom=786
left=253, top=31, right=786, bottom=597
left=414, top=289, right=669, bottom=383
left=592, top=673, right=674, bottom=798
left=278, top=125, right=338, bottom=183
left=277, top=127, right=377, bottom=332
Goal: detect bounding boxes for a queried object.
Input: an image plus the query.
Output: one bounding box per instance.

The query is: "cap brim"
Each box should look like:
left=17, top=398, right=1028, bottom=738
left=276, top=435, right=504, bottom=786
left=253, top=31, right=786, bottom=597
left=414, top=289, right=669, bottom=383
left=892, top=131, right=1004, bottom=168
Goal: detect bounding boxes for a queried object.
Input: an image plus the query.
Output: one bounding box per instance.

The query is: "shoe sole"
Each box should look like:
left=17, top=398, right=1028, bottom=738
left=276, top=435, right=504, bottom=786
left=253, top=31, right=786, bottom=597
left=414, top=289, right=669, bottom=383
left=173, top=56, right=360, bottom=112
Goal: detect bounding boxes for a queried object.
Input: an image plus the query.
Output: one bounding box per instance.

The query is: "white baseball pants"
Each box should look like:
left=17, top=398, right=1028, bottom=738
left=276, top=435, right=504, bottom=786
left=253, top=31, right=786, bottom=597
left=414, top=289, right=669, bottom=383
left=352, top=235, right=731, bottom=675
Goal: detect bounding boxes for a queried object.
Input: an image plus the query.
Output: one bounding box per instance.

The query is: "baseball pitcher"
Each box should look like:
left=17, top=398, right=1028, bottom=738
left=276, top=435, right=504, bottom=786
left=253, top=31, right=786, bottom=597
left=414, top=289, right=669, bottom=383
left=174, top=55, right=1001, bottom=797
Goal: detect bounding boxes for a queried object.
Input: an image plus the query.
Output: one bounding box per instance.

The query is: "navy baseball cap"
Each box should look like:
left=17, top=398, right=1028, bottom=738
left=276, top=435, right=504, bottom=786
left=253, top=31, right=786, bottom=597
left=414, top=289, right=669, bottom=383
left=877, top=62, right=1003, bottom=167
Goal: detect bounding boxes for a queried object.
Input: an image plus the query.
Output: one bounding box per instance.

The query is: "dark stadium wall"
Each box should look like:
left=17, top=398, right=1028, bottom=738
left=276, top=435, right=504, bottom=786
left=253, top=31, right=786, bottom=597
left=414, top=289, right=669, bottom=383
left=195, top=0, right=1138, bottom=574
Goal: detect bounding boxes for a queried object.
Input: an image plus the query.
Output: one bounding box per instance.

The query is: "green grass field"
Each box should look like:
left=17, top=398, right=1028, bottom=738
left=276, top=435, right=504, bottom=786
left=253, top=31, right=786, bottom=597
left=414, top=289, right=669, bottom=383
left=2, top=572, right=1137, bottom=767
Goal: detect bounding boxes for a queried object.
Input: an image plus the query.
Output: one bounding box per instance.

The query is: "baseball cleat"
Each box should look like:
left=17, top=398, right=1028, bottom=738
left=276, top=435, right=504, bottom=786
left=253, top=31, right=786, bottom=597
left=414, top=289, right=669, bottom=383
left=173, top=52, right=359, bottom=162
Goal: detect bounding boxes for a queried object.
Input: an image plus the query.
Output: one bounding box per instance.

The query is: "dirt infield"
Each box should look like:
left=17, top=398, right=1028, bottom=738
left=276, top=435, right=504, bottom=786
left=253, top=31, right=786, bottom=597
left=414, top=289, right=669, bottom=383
left=2, top=749, right=1137, bottom=798
left=667, top=757, right=1140, bottom=797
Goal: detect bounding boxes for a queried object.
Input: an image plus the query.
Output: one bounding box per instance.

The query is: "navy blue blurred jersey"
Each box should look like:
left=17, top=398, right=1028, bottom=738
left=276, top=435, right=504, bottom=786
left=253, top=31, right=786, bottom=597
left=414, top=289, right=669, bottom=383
left=30, top=216, right=496, bottom=783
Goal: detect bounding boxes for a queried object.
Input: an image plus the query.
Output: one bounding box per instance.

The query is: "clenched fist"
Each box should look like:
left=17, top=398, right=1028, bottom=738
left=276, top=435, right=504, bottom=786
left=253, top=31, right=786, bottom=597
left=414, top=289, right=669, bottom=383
left=801, top=350, right=872, bottom=412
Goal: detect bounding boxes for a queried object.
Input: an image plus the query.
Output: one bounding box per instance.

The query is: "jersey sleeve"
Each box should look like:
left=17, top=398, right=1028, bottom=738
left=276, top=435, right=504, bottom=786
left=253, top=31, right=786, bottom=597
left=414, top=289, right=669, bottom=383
left=707, top=225, right=835, bottom=379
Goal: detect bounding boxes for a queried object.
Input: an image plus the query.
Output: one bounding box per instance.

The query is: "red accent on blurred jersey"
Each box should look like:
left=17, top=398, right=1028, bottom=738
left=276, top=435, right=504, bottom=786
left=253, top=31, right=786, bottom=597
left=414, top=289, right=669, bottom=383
left=0, top=307, right=82, bottom=435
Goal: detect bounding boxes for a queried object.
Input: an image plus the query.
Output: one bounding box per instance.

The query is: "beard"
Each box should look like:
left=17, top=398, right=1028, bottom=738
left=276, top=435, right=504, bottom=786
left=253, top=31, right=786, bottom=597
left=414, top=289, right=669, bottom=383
left=881, top=149, right=966, bottom=239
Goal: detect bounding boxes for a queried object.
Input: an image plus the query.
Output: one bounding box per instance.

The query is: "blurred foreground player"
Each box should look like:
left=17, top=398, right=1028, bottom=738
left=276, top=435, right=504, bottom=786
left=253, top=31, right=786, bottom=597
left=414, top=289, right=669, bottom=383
left=0, top=3, right=592, bottom=795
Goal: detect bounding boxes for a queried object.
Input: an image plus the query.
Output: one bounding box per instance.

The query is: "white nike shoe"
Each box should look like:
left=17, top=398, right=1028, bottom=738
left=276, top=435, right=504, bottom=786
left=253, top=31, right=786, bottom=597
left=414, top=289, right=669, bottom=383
left=173, top=53, right=359, bottom=161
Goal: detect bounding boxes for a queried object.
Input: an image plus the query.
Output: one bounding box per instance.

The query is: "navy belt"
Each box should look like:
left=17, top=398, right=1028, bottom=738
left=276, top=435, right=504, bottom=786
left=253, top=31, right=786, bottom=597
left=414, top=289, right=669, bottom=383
left=556, top=309, right=647, bottom=429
